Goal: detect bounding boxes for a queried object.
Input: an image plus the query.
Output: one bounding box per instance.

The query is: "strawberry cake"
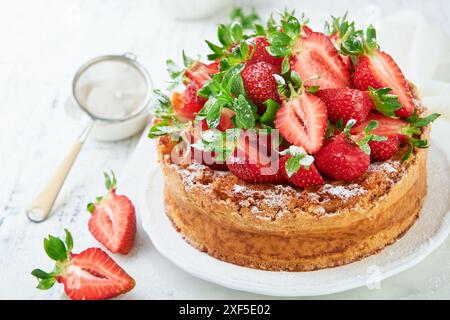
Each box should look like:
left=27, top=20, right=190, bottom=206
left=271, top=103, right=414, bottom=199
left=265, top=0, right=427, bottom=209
left=149, top=11, right=439, bottom=271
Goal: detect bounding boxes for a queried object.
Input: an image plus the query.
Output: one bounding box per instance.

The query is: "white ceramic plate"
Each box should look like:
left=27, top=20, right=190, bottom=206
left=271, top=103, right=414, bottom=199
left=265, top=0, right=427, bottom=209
left=138, top=142, right=450, bottom=297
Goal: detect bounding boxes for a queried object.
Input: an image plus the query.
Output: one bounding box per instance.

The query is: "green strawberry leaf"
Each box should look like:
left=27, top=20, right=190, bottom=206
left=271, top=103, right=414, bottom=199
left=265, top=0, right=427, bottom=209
left=261, top=99, right=280, bottom=127
left=280, top=146, right=314, bottom=177
left=230, top=7, right=260, bottom=30
left=64, top=229, right=73, bottom=253
left=36, top=277, right=56, bottom=290
left=369, top=87, right=402, bottom=118
left=43, top=234, right=67, bottom=262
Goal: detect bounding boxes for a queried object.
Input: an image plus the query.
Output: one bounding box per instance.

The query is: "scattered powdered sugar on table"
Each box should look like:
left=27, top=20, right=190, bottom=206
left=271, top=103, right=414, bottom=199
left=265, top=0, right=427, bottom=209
left=321, top=184, right=367, bottom=201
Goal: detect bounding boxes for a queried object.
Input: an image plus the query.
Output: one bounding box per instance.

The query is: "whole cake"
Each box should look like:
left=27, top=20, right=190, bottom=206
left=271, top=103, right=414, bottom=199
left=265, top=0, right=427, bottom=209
left=149, top=10, right=439, bottom=271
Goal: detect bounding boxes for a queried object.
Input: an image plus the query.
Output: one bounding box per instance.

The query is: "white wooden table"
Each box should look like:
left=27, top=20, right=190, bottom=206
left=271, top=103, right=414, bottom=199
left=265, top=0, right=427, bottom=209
left=0, top=0, right=449, bottom=300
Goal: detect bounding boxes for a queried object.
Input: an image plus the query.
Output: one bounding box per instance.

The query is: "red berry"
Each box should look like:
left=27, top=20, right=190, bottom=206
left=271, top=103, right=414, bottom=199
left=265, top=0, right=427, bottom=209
left=172, top=82, right=206, bottom=121
left=316, top=88, right=372, bottom=125
left=88, top=172, right=136, bottom=255
left=227, top=133, right=285, bottom=183
left=352, top=113, right=409, bottom=142
left=247, top=36, right=283, bottom=72
left=241, top=62, right=280, bottom=110
left=279, top=155, right=324, bottom=188
left=369, top=135, right=400, bottom=162
left=315, top=134, right=370, bottom=181
left=353, top=51, right=414, bottom=118
left=185, top=61, right=219, bottom=87
left=290, top=32, right=351, bottom=89
left=274, top=93, right=327, bottom=154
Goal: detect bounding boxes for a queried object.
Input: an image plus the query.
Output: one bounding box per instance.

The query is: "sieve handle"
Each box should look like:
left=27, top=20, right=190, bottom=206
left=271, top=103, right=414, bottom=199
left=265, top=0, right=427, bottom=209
left=27, top=121, right=95, bottom=223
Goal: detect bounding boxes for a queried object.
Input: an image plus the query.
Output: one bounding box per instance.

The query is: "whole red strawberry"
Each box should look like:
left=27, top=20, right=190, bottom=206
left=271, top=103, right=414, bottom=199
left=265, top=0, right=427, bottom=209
left=88, top=172, right=136, bottom=255
left=247, top=36, right=283, bottom=72
left=279, top=149, right=323, bottom=188
left=315, top=133, right=370, bottom=181
left=316, top=88, right=373, bottom=125
left=369, top=135, right=400, bottom=162
left=32, top=230, right=135, bottom=300
left=241, top=61, right=280, bottom=109
left=227, top=131, right=285, bottom=183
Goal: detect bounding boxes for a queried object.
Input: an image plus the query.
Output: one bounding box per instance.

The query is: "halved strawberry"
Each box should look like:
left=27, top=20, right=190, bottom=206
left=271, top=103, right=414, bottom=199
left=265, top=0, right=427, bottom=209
left=290, top=32, right=351, bottom=89
left=227, top=131, right=285, bottom=183
left=247, top=36, right=283, bottom=72
left=172, top=82, right=207, bottom=121
left=351, top=113, right=409, bottom=142
left=315, top=133, right=370, bottom=181
left=32, top=230, right=135, bottom=300
left=325, top=14, right=355, bottom=71
left=353, top=52, right=414, bottom=118
left=185, top=61, right=219, bottom=87
left=274, top=93, right=327, bottom=154
left=241, top=61, right=280, bottom=110
left=87, top=172, right=136, bottom=255
left=279, top=152, right=323, bottom=188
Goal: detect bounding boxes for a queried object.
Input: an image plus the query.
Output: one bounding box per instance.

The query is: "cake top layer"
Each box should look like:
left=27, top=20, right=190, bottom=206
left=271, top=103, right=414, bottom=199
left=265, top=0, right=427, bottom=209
left=149, top=8, right=439, bottom=193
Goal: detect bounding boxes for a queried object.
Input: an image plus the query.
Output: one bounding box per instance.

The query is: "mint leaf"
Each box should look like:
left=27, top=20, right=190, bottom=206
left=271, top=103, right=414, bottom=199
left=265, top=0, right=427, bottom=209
left=150, top=90, right=174, bottom=119
left=233, top=95, right=256, bottom=129
left=148, top=119, right=191, bottom=138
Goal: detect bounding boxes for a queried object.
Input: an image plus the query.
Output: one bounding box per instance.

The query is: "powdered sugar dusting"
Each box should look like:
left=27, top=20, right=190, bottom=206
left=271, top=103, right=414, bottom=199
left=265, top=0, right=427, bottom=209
left=321, top=184, right=367, bottom=201
left=368, top=161, right=400, bottom=174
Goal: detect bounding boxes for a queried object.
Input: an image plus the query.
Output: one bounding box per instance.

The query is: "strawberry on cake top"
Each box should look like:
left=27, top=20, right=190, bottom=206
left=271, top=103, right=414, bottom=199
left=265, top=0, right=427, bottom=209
left=149, top=9, right=439, bottom=190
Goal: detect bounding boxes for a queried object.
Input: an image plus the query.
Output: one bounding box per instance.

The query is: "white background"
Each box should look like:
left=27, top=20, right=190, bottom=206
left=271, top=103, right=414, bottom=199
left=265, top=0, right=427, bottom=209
left=0, top=0, right=449, bottom=299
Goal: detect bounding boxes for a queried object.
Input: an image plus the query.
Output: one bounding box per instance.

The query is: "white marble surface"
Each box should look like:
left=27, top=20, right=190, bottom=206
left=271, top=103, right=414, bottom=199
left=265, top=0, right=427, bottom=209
left=0, top=0, right=449, bottom=300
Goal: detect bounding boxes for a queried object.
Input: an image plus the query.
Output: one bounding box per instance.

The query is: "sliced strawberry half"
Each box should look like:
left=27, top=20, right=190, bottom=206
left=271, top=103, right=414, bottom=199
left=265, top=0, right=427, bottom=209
left=290, top=32, right=351, bottom=89
left=274, top=93, right=327, bottom=154
left=353, top=52, right=414, bottom=118
left=88, top=172, right=136, bottom=255
left=172, top=82, right=207, bottom=121
left=351, top=113, right=409, bottom=142
left=32, top=230, right=135, bottom=300
left=227, top=131, right=286, bottom=183
left=185, top=61, right=219, bottom=87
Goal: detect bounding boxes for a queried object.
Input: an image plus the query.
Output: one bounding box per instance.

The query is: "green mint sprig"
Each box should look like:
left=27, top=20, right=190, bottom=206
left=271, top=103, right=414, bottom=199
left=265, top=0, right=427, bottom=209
left=191, top=128, right=241, bottom=162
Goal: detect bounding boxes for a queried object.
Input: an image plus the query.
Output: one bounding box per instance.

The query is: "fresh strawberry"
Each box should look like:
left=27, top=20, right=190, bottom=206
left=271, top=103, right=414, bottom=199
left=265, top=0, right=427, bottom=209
left=351, top=113, right=409, bottom=142
left=301, top=25, right=313, bottom=37
left=218, top=108, right=236, bottom=131
left=227, top=131, right=285, bottom=183
left=316, top=87, right=402, bottom=126
left=241, top=61, right=280, bottom=109
left=172, top=82, right=207, bottom=121
left=87, top=172, right=136, bottom=255
left=279, top=150, right=323, bottom=188
left=368, top=135, right=400, bottom=162
left=315, top=133, right=370, bottom=181
left=185, top=61, right=219, bottom=87
left=290, top=32, right=351, bottom=89
left=316, top=88, right=372, bottom=125
left=325, top=14, right=355, bottom=71
left=275, top=92, right=327, bottom=154
left=247, top=36, right=283, bottom=72
left=347, top=26, right=414, bottom=118
left=32, top=230, right=135, bottom=300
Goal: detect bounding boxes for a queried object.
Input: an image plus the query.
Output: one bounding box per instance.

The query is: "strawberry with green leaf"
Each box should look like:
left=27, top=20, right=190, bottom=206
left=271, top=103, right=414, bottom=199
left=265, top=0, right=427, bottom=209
left=87, top=172, right=136, bottom=255
left=315, top=120, right=386, bottom=181
left=274, top=73, right=328, bottom=154
left=316, top=87, right=402, bottom=126
left=279, top=146, right=323, bottom=188
left=267, top=12, right=351, bottom=88
left=341, top=25, right=415, bottom=118
left=324, top=13, right=355, bottom=70
left=352, top=112, right=440, bottom=162
left=31, top=229, right=135, bottom=300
